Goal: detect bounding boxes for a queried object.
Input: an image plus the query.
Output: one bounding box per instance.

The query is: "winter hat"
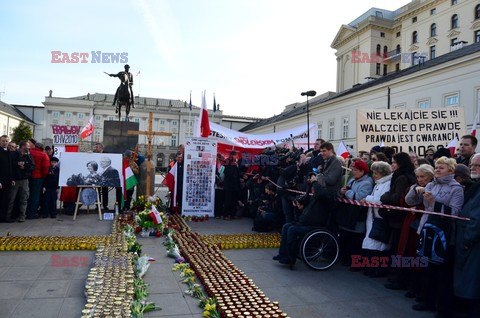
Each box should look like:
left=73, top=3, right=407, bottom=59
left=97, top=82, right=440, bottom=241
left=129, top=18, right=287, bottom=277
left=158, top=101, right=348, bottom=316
left=454, top=164, right=471, bottom=180
left=351, top=159, right=370, bottom=174
left=433, top=147, right=451, bottom=159
left=370, top=146, right=382, bottom=154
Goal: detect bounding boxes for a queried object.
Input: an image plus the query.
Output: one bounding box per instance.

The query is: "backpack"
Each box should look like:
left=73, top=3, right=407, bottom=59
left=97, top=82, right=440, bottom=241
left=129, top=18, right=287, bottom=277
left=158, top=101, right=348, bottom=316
left=416, top=203, right=453, bottom=264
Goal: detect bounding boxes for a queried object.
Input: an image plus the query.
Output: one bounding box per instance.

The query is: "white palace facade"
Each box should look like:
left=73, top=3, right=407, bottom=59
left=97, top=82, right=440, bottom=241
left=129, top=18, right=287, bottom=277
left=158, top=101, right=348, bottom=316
left=242, top=0, right=480, bottom=154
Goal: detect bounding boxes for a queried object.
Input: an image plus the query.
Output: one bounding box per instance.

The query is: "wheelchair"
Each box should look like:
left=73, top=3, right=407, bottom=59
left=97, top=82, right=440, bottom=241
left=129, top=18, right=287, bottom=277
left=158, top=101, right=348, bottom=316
left=299, top=228, right=340, bottom=270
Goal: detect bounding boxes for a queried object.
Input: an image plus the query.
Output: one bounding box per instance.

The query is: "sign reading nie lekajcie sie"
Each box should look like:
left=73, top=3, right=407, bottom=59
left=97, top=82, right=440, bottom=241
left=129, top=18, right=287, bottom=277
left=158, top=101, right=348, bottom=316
left=356, top=107, right=466, bottom=155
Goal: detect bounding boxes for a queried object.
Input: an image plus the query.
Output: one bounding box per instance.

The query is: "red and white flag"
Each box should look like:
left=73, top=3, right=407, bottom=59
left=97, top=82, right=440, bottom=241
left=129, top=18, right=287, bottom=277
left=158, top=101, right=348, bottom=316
left=80, top=116, right=94, bottom=139
left=471, top=112, right=478, bottom=137
left=149, top=205, right=163, bottom=225
left=447, top=135, right=459, bottom=157
left=162, top=162, right=178, bottom=207
left=195, top=91, right=211, bottom=138
left=336, top=141, right=350, bottom=159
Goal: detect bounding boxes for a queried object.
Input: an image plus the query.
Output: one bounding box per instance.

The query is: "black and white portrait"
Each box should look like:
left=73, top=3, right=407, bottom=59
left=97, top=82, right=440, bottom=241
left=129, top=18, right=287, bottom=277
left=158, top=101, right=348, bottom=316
left=59, top=153, right=122, bottom=187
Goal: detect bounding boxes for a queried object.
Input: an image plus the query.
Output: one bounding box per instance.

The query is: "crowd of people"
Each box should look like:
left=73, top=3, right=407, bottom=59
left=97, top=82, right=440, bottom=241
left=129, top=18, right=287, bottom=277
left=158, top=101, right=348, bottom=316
left=198, top=135, right=479, bottom=318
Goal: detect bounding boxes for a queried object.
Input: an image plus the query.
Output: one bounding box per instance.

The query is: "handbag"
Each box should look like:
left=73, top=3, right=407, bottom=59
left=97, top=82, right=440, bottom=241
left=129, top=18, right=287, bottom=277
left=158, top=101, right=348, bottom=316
left=369, top=216, right=391, bottom=244
left=336, top=202, right=368, bottom=230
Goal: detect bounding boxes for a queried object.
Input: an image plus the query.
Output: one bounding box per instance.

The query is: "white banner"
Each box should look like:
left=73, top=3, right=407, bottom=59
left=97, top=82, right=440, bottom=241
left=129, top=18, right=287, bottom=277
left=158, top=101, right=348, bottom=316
left=209, top=122, right=318, bottom=149
left=356, top=108, right=466, bottom=155
left=182, top=137, right=217, bottom=217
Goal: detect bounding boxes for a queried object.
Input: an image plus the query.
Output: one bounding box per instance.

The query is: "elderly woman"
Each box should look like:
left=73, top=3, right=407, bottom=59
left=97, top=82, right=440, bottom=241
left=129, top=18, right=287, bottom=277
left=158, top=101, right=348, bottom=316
left=337, top=159, right=374, bottom=268
left=385, top=164, right=435, bottom=292
left=412, top=157, right=464, bottom=317
left=84, top=161, right=102, bottom=185
left=361, top=161, right=392, bottom=277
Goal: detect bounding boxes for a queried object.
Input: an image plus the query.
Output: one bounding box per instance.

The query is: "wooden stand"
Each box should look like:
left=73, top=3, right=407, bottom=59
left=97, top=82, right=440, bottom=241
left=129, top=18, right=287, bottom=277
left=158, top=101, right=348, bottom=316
left=73, top=185, right=103, bottom=221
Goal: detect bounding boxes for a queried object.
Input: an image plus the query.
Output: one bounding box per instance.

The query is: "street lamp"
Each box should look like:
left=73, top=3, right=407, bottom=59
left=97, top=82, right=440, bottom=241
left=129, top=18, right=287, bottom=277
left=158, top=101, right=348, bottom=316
left=301, top=90, right=316, bottom=149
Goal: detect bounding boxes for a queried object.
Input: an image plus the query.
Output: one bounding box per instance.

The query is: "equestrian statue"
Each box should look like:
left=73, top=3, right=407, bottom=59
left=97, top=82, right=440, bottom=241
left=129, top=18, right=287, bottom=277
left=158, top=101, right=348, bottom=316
left=105, top=64, right=135, bottom=121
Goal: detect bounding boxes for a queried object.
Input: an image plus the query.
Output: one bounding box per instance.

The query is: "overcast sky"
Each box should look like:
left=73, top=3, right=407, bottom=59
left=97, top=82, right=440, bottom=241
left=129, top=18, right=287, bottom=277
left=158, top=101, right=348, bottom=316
left=0, top=0, right=409, bottom=118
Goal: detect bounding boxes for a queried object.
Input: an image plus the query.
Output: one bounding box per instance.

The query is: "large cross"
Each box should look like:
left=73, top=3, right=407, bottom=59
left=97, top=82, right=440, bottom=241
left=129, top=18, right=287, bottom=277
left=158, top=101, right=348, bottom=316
left=128, top=112, right=172, bottom=197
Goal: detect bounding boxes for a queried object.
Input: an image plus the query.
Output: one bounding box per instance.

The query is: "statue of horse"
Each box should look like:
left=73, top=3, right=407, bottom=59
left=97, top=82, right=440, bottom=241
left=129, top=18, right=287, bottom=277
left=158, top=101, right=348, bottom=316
left=106, top=66, right=134, bottom=121
left=115, top=73, right=132, bottom=121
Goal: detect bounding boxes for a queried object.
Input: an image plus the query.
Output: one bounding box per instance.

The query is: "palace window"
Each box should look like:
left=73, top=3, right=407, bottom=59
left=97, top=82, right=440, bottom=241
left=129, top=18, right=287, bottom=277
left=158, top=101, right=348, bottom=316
left=396, top=31, right=401, bottom=37
left=376, top=63, right=381, bottom=75
left=171, top=135, right=177, bottom=147
left=418, top=99, right=430, bottom=109
left=431, top=8, right=436, bottom=15
left=445, top=93, right=459, bottom=107
left=342, top=117, right=349, bottom=139
left=412, top=16, right=417, bottom=23
left=430, top=23, right=437, bottom=37
left=451, top=0, right=457, bottom=5
left=172, top=120, right=177, bottom=126
left=160, top=120, right=165, bottom=125
left=52, top=111, right=59, bottom=118
left=383, top=64, right=388, bottom=76
left=108, top=116, right=114, bottom=121
left=328, top=120, right=335, bottom=140
left=412, top=31, right=418, bottom=44
left=95, top=115, right=101, bottom=121
left=317, top=122, right=322, bottom=139
left=78, top=113, right=85, bottom=119
left=430, top=45, right=436, bottom=59
left=65, top=112, right=72, bottom=118
left=476, top=4, right=480, bottom=19
left=451, top=14, right=458, bottom=29
left=475, top=30, right=480, bottom=43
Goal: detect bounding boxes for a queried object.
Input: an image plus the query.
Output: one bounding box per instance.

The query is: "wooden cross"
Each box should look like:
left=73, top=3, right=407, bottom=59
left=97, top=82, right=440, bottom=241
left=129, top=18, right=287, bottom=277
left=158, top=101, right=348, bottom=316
left=128, top=112, right=172, bottom=196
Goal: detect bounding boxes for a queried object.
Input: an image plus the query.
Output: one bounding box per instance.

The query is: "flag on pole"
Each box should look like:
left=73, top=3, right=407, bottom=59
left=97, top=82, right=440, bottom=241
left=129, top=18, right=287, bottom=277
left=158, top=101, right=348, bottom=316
left=136, top=70, right=141, bottom=77
left=80, top=116, right=94, bottom=139
left=336, top=141, right=350, bottom=159
left=447, top=135, right=459, bottom=157
left=162, top=162, right=178, bottom=207
left=149, top=204, right=163, bottom=225
left=471, top=112, right=479, bottom=136
left=189, top=91, right=192, bottom=111
left=213, top=94, right=217, bottom=112
left=194, top=91, right=211, bottom=137
left=124, top=165, right=138, bottom=191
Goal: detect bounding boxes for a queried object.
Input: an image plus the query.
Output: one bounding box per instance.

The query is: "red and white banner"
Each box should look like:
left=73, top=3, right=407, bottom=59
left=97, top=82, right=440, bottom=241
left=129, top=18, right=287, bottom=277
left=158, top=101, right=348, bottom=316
left=209, top=122, right=317, bottom=157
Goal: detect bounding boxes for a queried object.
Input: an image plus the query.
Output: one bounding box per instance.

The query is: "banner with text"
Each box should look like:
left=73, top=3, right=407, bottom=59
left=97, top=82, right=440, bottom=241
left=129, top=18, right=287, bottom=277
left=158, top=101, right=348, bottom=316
left=356, top=108, right=466, bottom=155
left=52, top=125, right=82, bottom=145
left=182, top=137, right=217, bottom=217
left=209, top=122, right=318, bottom=150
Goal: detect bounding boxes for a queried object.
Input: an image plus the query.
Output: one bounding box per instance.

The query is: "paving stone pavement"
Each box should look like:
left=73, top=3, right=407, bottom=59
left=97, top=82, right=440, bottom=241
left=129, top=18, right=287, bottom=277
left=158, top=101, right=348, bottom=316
left=0, top=213, right=436, bottom=318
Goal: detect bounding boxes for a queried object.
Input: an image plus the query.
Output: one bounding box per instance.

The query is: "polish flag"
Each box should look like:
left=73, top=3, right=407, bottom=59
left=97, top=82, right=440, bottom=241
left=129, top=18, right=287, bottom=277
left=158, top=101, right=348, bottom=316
left=471, top=112, right=478, bottom=137
left=162, top=162, right=177, bottom=207
left=447, top=135, right=459, bottom=157
left=194, top=91, right=211, bottom=138
left=149, top=205, right=163, bottom=225
left=336, top=141, right=350, bottom=159
left=80, top=116, right=94, bottom=139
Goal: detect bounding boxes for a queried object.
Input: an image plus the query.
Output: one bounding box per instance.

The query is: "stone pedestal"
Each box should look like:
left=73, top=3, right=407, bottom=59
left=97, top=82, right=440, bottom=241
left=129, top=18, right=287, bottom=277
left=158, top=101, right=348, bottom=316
left=103, top=121, right=140, bottom=154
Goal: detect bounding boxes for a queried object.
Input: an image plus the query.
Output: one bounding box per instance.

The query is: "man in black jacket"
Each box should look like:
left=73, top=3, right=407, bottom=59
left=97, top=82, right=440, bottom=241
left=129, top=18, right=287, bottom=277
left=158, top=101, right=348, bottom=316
left=223, top=151, right=240, bottom=220
left=0, top=135, right=13, bottom=222
left=7, top=141, right=36, bottom=222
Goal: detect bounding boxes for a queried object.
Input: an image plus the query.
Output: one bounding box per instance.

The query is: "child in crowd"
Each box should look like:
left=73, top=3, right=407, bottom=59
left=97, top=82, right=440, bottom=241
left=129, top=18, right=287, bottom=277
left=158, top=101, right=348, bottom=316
left=42, top=157, right=60, bottom=218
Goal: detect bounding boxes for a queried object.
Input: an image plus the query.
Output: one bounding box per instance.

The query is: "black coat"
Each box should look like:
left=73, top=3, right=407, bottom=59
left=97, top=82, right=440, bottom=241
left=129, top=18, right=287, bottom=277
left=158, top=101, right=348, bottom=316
left=11, top=151, right=36, bottom=180
left=298, top=183, right=334, bottom=227
left=101, top=166, right=120, bottom=187
left=223, top=158, right=240, bottom=191
left=0, top=148, right=12, bottom=186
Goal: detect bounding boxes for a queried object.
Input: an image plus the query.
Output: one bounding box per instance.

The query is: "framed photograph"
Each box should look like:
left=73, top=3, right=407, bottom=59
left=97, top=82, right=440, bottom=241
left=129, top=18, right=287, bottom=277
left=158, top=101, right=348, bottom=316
left=59, top=152, right=123, bottom=187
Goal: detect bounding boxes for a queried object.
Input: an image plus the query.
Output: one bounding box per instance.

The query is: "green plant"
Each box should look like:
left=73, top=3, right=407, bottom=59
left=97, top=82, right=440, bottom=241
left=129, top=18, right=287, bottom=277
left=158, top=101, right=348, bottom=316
left=11, top=121, right=33, bottom=144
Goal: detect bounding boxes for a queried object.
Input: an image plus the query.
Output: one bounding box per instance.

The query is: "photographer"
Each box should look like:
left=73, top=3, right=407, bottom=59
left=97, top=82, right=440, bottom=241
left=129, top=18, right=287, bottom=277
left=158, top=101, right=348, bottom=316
left=252, top=183, right=282, bottom=232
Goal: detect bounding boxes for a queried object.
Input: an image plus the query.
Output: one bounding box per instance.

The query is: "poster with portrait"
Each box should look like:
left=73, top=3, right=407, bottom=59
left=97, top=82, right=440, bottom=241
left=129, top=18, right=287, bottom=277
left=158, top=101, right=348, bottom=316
left=59, top=152, right=123, bottom=187
left=182, top=137, right=217, bottom=217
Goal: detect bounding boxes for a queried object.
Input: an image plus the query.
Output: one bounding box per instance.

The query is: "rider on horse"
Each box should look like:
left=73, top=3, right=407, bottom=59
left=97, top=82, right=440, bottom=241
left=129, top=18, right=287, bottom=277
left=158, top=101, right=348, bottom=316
left=109, top=64, right=135, bottom=108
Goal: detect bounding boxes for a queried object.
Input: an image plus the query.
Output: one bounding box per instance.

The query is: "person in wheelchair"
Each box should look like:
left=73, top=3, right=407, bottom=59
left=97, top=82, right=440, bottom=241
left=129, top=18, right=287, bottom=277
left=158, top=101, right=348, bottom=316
left=273, top=174, right=334, bottom=266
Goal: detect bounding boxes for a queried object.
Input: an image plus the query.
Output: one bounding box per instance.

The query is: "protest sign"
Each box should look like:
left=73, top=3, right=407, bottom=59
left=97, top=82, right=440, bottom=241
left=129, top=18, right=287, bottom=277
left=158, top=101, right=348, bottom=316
left=356, top=108, right=466, bottom=155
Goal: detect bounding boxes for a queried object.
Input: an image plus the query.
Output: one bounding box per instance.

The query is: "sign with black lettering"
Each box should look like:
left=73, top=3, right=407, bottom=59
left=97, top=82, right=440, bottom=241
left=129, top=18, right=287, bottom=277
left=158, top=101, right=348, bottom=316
left=356, top=108, right=466, bottom=155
